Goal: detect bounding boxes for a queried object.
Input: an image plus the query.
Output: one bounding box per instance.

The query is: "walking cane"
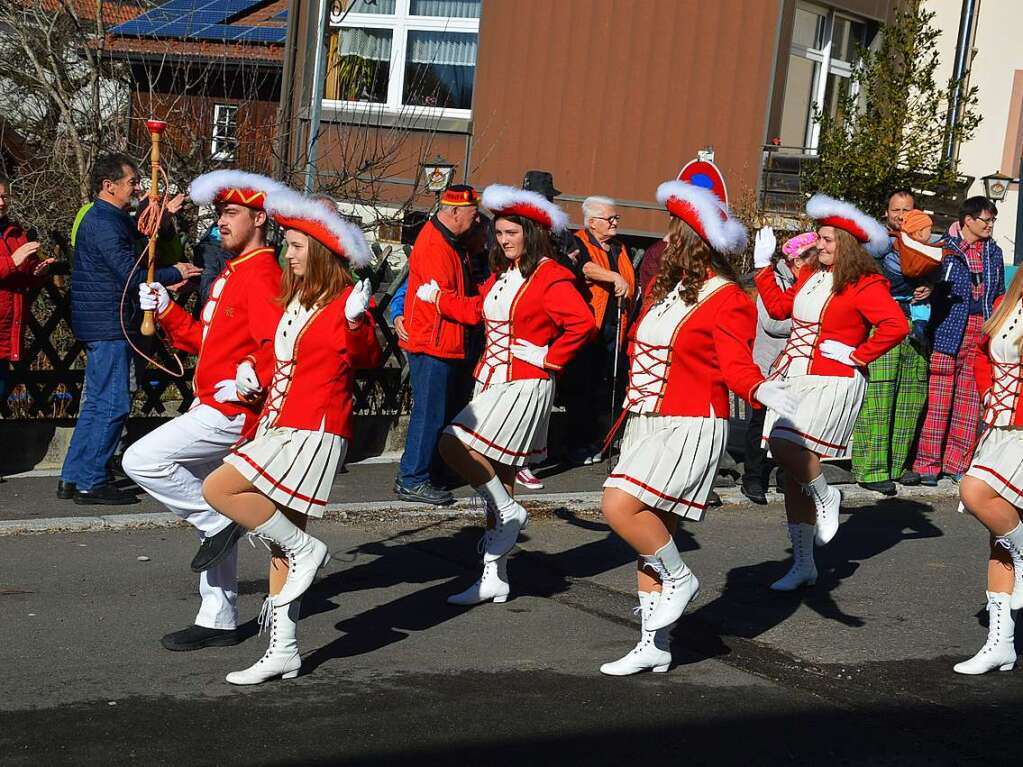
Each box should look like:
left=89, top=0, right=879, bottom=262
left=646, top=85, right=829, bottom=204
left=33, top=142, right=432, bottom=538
left=607, top=298, right=625, bottom=474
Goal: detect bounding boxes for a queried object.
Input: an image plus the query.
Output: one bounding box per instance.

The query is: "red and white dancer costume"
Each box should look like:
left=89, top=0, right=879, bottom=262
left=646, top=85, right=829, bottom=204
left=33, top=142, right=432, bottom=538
left=598, top=165, right=797, bottom=677
left=123, top=170, right=285, bottom=634
left=224, top=190, right=382, bottom=516
left=437, top=261, right=595, bottom=468
left=754, top=195, right=906, bottom=593
left=757, top=203, right=906, bottom=460
left=424, top=184, right=595, bottom=605
left=969, top=296, right=1023, bottom=505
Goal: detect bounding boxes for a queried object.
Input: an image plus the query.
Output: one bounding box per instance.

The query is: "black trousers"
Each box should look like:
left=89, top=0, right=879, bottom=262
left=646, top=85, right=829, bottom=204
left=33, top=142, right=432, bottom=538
left=742, top=405, right=774, bottom=489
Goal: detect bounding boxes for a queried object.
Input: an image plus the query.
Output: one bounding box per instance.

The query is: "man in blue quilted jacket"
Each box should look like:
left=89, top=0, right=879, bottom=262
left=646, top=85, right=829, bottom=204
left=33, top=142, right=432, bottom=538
left=59, top=153, right=198, bottom=505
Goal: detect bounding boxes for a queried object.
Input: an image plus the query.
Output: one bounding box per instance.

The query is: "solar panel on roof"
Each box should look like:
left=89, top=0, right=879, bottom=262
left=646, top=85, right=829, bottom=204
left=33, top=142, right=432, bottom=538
left=232, top=26, right=287, bottom=43
left=273, top=10, right=288, bottom=19
left=111, top=0, right=285, bottom=42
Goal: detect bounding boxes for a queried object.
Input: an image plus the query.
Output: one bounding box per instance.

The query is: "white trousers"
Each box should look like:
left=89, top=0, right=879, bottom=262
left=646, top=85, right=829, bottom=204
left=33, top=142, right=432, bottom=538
left=123, top=404, right=244, bottom=630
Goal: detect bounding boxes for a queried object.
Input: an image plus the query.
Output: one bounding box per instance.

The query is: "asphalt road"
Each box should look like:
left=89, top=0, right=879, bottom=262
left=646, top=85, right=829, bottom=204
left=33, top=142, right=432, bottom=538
left=1, top=493, right=1019, bottom=766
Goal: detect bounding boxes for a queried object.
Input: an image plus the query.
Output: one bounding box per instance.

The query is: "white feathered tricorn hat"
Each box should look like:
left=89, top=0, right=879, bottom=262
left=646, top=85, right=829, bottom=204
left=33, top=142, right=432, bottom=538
left=481, top=184, right=569, bottom=233
left=188, top=169, right=288, bottom=210
left=806, top=194, right=889, bottom=257
left=656, top=160, right=747, bottom=253
left=263, top=188, right=372, bottom=268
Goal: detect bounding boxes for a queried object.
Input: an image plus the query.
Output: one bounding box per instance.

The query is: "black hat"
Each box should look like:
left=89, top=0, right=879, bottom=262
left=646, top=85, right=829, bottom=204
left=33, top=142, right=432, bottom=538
left=522, top=170, right=561, bottom=202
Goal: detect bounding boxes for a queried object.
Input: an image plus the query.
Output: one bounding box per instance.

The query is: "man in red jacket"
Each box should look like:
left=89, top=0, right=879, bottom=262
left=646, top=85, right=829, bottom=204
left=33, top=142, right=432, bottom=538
left=396, top=185, right=480, bottom=504
left=0, top=175, right=55, bottom=400
left=122, top=170, right=285, bottom=652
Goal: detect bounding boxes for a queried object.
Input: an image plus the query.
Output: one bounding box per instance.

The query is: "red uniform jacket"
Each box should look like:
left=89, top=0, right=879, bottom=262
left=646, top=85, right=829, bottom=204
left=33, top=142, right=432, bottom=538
left=756, top=266, right=907, bottom=376
left=402, top=217, right=476, bottom=359
left=260, top=288, right=383, bottom=439
left=158, top=246, right=282, bottom=435
left=0, top=222, right=45, bottom=361
left=435, top=259, right=596, bottom=381
left=627, top=280, right=765, bottom=419
left=975, top=295, right=1023, bottom=427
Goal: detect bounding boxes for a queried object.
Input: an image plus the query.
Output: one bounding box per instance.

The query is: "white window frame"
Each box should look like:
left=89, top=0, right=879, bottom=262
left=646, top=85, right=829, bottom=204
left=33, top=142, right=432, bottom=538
left=791, top=2, right=866, bottom=152
left=324, top=0, right=480, bottom=120
left=211, top=103, right=239, bottom=162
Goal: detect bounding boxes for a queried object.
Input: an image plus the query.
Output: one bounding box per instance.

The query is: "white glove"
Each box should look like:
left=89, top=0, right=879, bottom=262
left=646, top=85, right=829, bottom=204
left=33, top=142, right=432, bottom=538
left=139, top=282, right=169, bottom=313
left=235, top=360, right=262, bottom=397
left=510, top=339, right=549, bottom=368
left=755, top=379, right=799, bottom=421
left=213, top=379, right=239, bottom=403
left=345, top=278, right=373, bottom=323
left=819, top=339, right=858, bottom=367
left=753, top=227, right=776, bottom=269
left=416, top=279, right=440, bottom=304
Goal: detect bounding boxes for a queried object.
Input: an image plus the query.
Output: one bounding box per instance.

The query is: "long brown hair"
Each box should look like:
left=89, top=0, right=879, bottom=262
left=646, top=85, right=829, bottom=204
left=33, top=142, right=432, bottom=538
left=985, top=265, right=1023, bottom=352
left=650, top=216, right=737, bottom=305
left=278, top=232, right=354, bottom=309
left=488, top=215, right=557, bottom=279
left=819, top=227, right=881, bottom=293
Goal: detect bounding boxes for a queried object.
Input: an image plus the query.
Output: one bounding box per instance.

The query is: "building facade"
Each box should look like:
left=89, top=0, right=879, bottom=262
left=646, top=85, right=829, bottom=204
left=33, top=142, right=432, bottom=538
left=281, top=0, right=901, bottom=242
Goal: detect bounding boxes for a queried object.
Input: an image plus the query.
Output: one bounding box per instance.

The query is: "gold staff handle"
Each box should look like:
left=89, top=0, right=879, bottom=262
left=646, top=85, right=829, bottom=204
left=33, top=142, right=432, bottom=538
left=140, top=119, right=167, bottom=337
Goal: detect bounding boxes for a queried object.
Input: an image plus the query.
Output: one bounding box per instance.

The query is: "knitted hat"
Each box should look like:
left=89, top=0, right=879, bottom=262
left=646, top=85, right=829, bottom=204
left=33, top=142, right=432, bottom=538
left=782, top=231, right=819, bottom=259
left=901, top=209, right=933, bottom=236
left=263, top=188, right=372, bottom=267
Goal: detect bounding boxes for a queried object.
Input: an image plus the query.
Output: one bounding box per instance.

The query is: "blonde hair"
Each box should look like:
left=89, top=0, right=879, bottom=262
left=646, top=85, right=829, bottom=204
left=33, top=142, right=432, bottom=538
left=278, top=234, right=354, bottom=309
left=984, top=267, right=1023, bottom=352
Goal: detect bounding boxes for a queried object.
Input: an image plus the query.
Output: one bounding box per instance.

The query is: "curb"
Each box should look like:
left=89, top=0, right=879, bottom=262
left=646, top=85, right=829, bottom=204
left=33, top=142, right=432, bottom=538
left=0, top=480, right=960, bottom=537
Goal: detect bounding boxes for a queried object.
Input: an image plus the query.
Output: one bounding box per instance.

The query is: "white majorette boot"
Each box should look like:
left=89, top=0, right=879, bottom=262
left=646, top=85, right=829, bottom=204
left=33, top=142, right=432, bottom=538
left=996, top=522, right=1023, bottom=610
left=600, top=591, right=672, bottom=676
left=953, top=591, right=1016, bottom=675
left=474, top=476, right=528, bottom=562
left=252, top=511, right=330, bottom=606
left=642, top=540, right=699, bottom=631
left=803, top=474, right=841, bottom=545
left=226, top=597, right=302, bottom=685
left=771, top=523, right=818, bottom=591
left=447, top=554, right=510, bottom=605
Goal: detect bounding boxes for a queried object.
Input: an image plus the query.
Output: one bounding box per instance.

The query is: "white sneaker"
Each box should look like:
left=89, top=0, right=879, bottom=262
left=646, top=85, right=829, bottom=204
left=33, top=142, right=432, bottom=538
left=226, top=598, right=301, bottom=685
left=771, top=523, right=818, bottom=591
left=515, top=468, right=544, bottom=490
left=483, top=502, right=528, bottom=562
left=953, top=592, right=1016, bottom=675
left=600, top=592, right=672, bottom=676
left=447, top=556, right=510, bottom=605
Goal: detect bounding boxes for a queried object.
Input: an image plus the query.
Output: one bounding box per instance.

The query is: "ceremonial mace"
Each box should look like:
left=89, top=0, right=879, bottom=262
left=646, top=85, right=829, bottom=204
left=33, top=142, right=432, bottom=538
left=139, top=118, right=168, bottom=337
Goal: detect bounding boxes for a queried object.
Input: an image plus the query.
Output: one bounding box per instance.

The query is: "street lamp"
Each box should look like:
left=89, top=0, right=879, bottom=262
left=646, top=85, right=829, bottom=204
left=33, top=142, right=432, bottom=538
left=420, top=154, right=456, bottom=206
left=981, top=170, right=1016, bottom=202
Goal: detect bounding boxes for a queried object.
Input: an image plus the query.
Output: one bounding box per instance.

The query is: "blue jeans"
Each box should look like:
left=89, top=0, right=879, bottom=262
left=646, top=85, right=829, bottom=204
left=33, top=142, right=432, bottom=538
left=61, top=339, right=132, bottom=491
left=398, top=352, right=461, bottom=487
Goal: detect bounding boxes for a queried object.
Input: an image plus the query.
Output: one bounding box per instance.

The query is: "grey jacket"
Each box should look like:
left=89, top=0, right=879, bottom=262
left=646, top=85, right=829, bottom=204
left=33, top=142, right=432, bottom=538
left=752, top=260, right=796, bottom=375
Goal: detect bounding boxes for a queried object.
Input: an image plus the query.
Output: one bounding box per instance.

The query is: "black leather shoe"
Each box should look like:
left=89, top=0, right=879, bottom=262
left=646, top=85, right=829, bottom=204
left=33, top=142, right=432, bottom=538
left=73, top=483, right=138, bottom=505
left=707, top=490, right=723, bottom=508
left=394, top=480, right=454, bottom=505
left=161, top=624, right=243, bottom=652
left=919, top=474, right=939, bottom=487
left=899, top=470, right=921, bottom=486
left=57, top=480, right=77, bottom=499
left=740, top=482, right=768, bottom=505
left=859, top=480, right=897, bottom=496
left=191, top=522, right=247, bottom=573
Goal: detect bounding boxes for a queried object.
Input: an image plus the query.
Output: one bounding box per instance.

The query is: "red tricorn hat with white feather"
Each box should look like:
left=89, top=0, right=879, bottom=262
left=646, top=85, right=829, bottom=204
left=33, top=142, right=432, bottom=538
left=806, top=194, right=888, bottom=257
left=656, top=159, right=747, bottom=253
left=264, top=188, right=372, bottom=268
left=188, top=170, right=288, bottom=211
left=481, top=184, right=569, bottom=233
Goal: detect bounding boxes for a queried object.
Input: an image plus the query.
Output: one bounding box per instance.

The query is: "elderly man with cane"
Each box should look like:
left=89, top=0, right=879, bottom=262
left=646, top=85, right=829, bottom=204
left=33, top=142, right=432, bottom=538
left=563, top=196, right=635, bottom=465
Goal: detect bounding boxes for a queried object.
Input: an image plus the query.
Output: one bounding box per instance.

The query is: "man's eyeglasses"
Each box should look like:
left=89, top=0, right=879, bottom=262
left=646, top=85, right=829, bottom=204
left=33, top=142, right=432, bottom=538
left=594, top=215, right=621, bottom=225
left=975, top=216, right=997, bottom=226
